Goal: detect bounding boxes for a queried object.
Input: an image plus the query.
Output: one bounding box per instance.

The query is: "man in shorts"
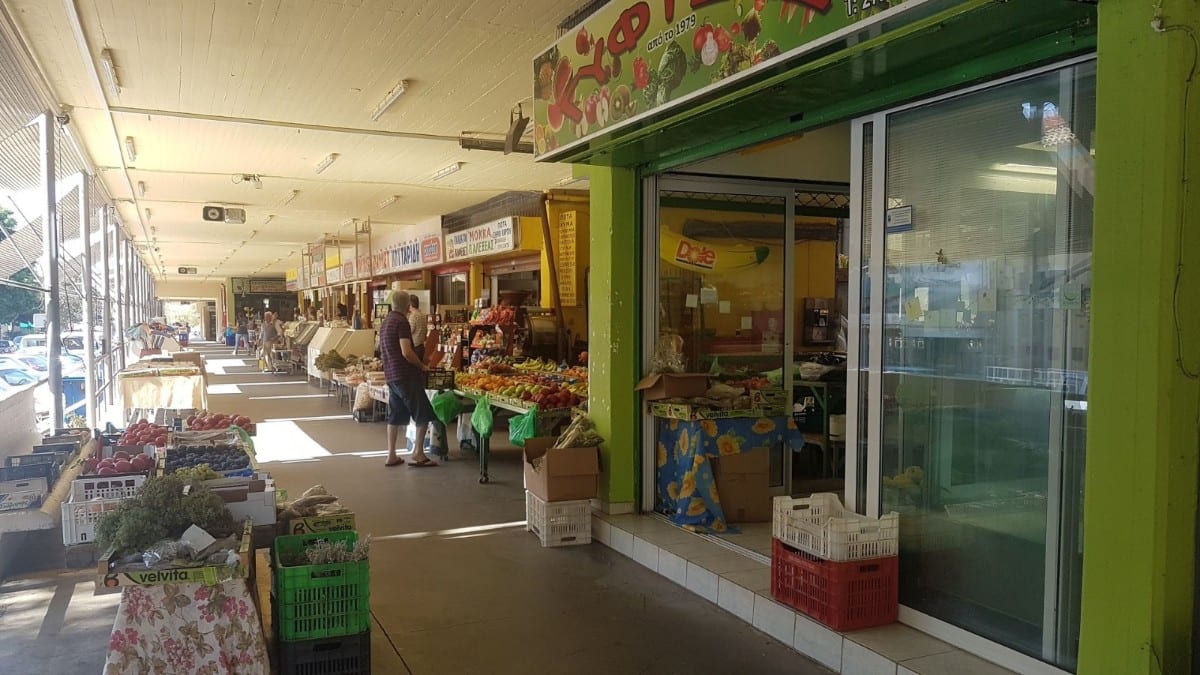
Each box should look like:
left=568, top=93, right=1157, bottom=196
left=380, top=291, right=437, bottom=467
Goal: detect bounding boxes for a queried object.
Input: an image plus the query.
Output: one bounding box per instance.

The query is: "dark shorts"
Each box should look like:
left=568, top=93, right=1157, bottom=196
left=387, top=379, right=435, bottom=427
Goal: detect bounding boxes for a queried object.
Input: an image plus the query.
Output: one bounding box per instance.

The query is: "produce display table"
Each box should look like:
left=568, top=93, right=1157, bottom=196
left=654, top=413, right=803, bottom=532
left=104, top=578, right=269, bottom=675
left=119, top=372, right=208, bottom=411
left=453, top=389, right=575, bottom=484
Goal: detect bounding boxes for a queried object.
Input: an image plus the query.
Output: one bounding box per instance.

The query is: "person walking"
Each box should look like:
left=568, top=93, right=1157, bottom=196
left=259, top=311, right=280, bottom=372
left=408, top=294, right=428, bottom=365
left=234, top=315, right=249, bottom=355
left=380, top=291, right=437, bottom=468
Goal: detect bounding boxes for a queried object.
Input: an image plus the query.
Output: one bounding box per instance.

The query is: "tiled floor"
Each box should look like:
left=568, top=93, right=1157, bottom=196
left=1, top=343, right=830, bottom=675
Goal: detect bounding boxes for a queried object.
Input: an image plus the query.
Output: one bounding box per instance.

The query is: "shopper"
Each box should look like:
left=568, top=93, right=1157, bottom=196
left=408, top=294, right=428, bottom=364
left=379, top=291, right=436, bottom=468
left=259, top=311, right=280, bottom=372
left=234, top=316, right=249, bottom=355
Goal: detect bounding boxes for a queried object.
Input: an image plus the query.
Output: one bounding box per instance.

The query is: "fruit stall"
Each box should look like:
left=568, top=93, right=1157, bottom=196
left=52, top=409, right=372, bottom=674
left=117, top=359, right=208, bottom=412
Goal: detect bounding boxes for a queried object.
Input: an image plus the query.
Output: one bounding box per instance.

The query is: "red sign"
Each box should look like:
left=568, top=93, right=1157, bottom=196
left=421, top=235, right=442, bottom=264
left=675, top=239, right=716, bottom=269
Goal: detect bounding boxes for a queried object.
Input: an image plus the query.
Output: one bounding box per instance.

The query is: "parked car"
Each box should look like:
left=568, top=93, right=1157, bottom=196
left=0, top=356, right=40, bottom=378
left=16, top=334, right=47, bottom=352
left=14, top=354, right=48, bottom=372
left=0, top=367, right=38, bottom=387
left=0, top=339, right=15, bottom=353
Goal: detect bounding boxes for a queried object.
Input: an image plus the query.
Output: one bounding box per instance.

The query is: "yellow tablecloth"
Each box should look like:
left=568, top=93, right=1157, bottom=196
left=120, top=375, right=208, bottom=410
left=105, top=579, right=268, bottom=675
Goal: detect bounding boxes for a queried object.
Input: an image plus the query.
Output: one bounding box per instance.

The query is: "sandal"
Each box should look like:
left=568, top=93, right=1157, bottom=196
left=384, top=457, right=406, bottom=467
left=408, top=458, right=439, bottom=468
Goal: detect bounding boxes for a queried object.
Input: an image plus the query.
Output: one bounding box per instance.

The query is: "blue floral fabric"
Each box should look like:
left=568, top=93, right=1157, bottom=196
left=654, top=415, right=802, bottom=532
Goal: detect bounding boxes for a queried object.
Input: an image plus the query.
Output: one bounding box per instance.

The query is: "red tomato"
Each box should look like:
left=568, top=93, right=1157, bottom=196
left=137, top=418, right=149, bottom=426
left=754, top=0, right=765, bottom=11
left=715, top=26, right=732, bottom=53
left=693, top=24, right=714, bottom=53
left=633, top=57, right=650, bottom=90
left=732, top=22, right=741, bottom=35
left=575, top=27, right=590, bottom=55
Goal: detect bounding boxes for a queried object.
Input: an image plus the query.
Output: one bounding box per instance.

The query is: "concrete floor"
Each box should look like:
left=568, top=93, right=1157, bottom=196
left=0, top=343, right=829, bottom=674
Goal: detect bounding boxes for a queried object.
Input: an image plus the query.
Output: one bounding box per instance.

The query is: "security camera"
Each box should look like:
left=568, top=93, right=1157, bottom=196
left=55, top=113, right=70, bottom=126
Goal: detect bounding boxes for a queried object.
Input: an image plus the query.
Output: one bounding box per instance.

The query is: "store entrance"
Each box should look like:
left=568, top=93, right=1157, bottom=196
left=644, top=123, right=852, bottom=554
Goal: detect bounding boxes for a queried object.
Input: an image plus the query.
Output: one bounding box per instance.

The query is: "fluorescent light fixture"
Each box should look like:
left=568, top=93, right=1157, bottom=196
left=555, top=175, right=580, bottom=187
left=377, top=195, right=400, bottom=210
left=370, top=80, right=408, bottom=121
left=282, top=189, right=300, bottom=206
left=992, top=162, right=1057, bottom=176
left=124, top=136, right=137, bottom=162
left=137, top=180, right=146, bottom=197
left=99, top=48, right=121, bottom=96
left=315, top=153, right=339, bottom=174
left=144, top=208, right=152, bottom=221
left=432, top=162, right=463, bottom=181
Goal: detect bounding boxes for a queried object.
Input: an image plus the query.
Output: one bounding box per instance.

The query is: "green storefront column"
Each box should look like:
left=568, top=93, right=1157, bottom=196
left=587, top=166, right=639, bottom=508
left=1080, top=2, right=1200, bottom=673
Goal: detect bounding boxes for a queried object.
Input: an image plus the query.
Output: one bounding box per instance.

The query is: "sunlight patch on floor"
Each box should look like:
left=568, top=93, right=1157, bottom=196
left=252, top=421, right=334, bottom=462
left=375, top=520, right=527, bottom=542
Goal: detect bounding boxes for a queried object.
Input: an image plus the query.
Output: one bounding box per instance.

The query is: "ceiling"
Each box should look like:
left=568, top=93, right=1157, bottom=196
left=2, top=0, right=577, bottom=281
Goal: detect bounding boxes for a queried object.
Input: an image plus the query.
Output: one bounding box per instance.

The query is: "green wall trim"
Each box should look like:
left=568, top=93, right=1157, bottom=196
left=1078, top=1, right=1200, bottom=673
left=587, top=166, right=641, bottom=505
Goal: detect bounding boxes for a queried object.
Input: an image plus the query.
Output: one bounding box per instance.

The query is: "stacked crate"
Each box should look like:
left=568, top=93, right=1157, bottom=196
left=770, top=493, right=900, bottom=631
left=272, top=530, right=370, bottom=674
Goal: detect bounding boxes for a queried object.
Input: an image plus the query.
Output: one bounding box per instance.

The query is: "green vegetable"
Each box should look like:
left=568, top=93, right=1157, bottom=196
left=95, top=475, right=235, bottom=555
left=654, top=41, right=688, bottom=105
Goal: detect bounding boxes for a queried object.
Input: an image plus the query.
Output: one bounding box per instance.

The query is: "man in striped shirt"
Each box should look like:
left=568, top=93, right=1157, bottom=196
left=380, top=291, right=436, bottom=468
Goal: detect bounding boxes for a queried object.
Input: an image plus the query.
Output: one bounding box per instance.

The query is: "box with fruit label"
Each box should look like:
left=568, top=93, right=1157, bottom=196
left=285, top=512, right=357, bottom=535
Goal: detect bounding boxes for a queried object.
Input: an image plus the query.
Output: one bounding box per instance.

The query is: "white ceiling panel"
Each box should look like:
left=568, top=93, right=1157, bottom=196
left=5, top=0, right=578, bottom=281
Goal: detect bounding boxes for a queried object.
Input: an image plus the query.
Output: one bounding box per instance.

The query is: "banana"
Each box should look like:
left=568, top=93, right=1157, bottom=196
left=660, top=225, right=771, bottom=274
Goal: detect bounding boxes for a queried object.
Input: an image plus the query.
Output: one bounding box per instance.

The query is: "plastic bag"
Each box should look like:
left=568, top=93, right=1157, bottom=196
left=508, top=408, right=537, bottom=448
left=471, top=397, right=494, bottom=437
left=431, top=390, right=464, bottom=426
left=353, top=383, right=373, bottom=411
left=650, top=333, right=685, bottom=373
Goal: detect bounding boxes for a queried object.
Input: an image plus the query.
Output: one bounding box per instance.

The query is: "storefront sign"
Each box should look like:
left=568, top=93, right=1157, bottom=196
left=356, top=254, right=372, bottom=279
left=421, top=235, right=442, bottom=264
left=342, top=260, right=356, bottom=280
left=327, top=267, right=343, bottom=285
left=558, top=211, right=579, bottom=306
left=371, top=221, right=444, bottom=275
left=444, top=216, right=518, bottom=262
left=533, top=0, right=907, bottom=158
left=248, top=278, right=287, bottom=294
left=885, top=205, right=914, bottom=234
left=285, top=269, right=299, bottom=292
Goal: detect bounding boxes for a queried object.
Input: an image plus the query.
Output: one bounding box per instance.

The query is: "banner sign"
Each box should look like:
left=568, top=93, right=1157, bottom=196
left=444, top=217, right=517, bottom=262
left=356, top=254, right=372, bottom=279
left=532, top=0, right=907, bottom=157
left=342, top=260, right=356, bottom=281
left=327, top=267, right=343, bottom=284
left=371, top=221, right=445, bottom=275
left=248, top=278, right=287, bottom=294
left=557, top=211, right=579, bottom=306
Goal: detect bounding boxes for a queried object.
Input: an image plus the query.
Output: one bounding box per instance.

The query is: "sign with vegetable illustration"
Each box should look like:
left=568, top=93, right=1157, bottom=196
left=533, top=0, right=907, bottom=157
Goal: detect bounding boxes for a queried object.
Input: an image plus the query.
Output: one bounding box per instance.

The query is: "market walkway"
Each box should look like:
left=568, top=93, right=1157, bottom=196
left=1, top=342, right=829, bottom=674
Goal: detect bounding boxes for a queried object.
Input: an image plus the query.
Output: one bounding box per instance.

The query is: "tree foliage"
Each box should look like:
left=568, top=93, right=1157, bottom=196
left=0, top=209, right=43, bottom=326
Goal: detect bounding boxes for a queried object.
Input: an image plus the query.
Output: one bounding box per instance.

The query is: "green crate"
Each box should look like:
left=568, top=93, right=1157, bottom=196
left=273, top=531, right=370, bottom=641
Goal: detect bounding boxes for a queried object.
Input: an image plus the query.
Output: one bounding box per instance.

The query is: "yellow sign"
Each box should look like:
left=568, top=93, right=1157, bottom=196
left=558, top=211, right=578, bottom=307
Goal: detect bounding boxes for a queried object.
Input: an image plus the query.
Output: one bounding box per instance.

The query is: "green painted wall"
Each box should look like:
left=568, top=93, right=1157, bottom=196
left=587, top=167, right=640, bottom=506
left=1079, top=2, right=1200, bottom=673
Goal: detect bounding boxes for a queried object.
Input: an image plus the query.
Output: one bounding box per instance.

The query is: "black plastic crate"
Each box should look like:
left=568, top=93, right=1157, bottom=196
left=424, top=369, right=455, bottom=391
left=0, top=462, right=56, bottom=483
left=33, top=441, right=77, bottom=456
left=6, top=453, right=61, bottom=468
left=278, top=631, right=370, bottom=675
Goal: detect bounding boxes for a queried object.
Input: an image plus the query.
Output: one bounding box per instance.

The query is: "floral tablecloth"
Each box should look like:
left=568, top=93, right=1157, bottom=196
left=655, top=415, right=802, bottom=532
left=105, top=580, right=268, bottom=675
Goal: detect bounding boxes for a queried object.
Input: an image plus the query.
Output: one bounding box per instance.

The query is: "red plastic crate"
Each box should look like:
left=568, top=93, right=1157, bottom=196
left=771, top=538, right=898, bottom=631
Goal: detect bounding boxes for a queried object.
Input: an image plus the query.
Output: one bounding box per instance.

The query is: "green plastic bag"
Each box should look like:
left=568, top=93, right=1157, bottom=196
left=508, top=408, right=538, bottom=448
left=471, top=397, right=494, bottom=437
left=431, top=390, right=463, bottom=427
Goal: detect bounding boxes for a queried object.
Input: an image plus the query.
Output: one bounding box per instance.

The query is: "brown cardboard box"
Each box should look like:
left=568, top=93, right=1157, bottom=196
left=634, top=373, right=710, bottom=401
left=523, top=437, right=600, bottom=502
left=714, top=447, right=772, bottom=523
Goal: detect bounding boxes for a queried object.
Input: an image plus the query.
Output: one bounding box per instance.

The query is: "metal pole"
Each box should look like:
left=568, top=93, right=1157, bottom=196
left=80, top=174, right=97, bottom=429
left=101, top=207, right=112, bottom=405
left=40, top=111, right=63, bottom=428
left=114, top=229, right=126, bottom=372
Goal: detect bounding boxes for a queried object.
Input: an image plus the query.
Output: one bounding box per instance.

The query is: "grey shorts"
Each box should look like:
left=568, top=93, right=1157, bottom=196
left=387, top=378, right=435, bottom=427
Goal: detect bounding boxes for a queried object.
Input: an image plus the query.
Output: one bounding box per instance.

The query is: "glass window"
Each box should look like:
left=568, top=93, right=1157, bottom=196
left=436, top=273, right=468, bottom=307
left=873, top=62, right=1094, bottom=669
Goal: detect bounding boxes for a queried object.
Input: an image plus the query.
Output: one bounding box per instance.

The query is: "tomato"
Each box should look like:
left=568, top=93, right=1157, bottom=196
left=633, top=57, right=650, bottom=90
left=754, top=0, right=765, bottom=11
left=575, top=27, right=590, bottom=55
left=731, top=22, right=741, bottom=35
left=715, top=26, right=732, bottom=53
left=693, top=23, right=714, bottom=53
left=137, top=418, right=148, bottom=426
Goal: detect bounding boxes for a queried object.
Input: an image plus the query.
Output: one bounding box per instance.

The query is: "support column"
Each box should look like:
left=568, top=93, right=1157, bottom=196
left=587, top=166, right=639, bottom=508
left=80, top=175, right=96, bottom=428
left=115, top=230, right=126, bottom=372
left=40, top=112, right=63, bottom=427
left=101, top=207, right=112, bottom=405
left=1080, top=2, right=1200, bottom=672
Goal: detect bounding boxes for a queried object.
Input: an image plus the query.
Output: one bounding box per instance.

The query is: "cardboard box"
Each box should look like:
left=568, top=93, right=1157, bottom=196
left=714, top=448, right=772, bottom=523
left=634, top=373, right=709, bottom=401
left=285, top=512, right=356, bottom=535
left=649, top=402, right=761, bottom=421
left=523, top=437, right=600, bottom=502
left=97, top=521, right=252, bottom=589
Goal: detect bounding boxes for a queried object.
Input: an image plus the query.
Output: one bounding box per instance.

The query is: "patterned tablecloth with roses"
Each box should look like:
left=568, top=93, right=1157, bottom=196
left=654, top=415, right=802, bottom=532
left=105, top=580, right=268, bottom=675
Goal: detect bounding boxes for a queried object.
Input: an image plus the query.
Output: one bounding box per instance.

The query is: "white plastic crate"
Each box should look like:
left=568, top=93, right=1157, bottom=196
left=772, top=493, right=898, bottom=562
left=70, top=474, right=146, bottom=502
left=525, top=491, right=591, bottom=548
left=61, top=497, right=124, bottom=546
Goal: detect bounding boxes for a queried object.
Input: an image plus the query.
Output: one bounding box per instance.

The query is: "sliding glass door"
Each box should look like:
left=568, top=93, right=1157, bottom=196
left=854, top=59, right=1094, bottom=671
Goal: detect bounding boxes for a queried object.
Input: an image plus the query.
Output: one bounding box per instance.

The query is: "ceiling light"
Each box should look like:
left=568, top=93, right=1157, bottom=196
left=99, top=49, right=121, bottom=97
left=377, top=195, right=400, bottom=210
left=992, top=162, right=1057, bottom=176
left=370, top=80, right=408, bottom=121
left=137, top=180, right=146, bottom=197
left=315, top=153, right=339, bottom=174
left=144, top=208, right=152, bottom=221
left=124, top=136, right=137, bottom=163
left=282, top=189, right=300, bottom=206
left=432, top=162, right=463, bottom=181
